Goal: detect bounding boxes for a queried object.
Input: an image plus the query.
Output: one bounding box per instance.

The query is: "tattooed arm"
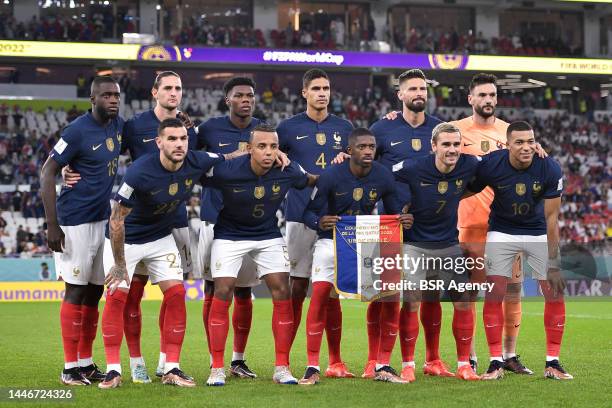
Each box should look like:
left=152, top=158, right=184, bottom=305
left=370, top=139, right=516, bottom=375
left=105, top=201, right=133, bottom=294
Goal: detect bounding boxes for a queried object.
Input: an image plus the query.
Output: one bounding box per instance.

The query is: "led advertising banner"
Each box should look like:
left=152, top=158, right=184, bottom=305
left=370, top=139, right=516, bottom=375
left=0, top=40, right=141, bottom=60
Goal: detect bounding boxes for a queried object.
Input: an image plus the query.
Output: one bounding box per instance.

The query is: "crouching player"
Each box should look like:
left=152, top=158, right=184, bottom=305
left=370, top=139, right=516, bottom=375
left=99, top=118, right=241, bottom=388
left=467, top=121, right=572, bottom=380
left=204, top=123, right=318, bottom=386
left=392, top=122, right=481, bottom=381
left=300, top=127, right=414, bottom=384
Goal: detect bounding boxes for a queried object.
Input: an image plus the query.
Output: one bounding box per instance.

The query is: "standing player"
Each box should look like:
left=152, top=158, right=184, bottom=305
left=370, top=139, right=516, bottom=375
left=40, top=76, right=123, bottom=385
left=451, top=73, right=530, bottom=374
left=62, top=71, right=198, bottom=382
left=299, top=127, right=413, bottom=385
left=205, top=124, right=318, bottom=386
left=365, top=69, right=443, bottom=380
left=196, top=77, right=262, bottom=379
left=277, top=69, right=353, bottom=377
left=467, top=121, right=572, bottom=380
left=392, top=122, right=482, bottom=381
left=98, top=118, right=239, bottom=388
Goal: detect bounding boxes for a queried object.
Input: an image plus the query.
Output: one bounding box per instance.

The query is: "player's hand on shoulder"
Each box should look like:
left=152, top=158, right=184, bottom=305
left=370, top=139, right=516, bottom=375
left=383, top=110, right=399, bottom=121
left=546, top=265, right=565, bottom=298
left=318, top=215, right=341, bottom=231
left=105, top=264, right=130, bottom=295
left=177, top=111, right=194, bottom=129
left=398, top=213, right=414, bottom=229
left=275, top=150, right=291, bottom=170
left=46, top=222, right=65, bottom=252
left=534, top=142, right=548, bottom=158
left=61, top=165, right=81, bottom=188
left=332, top=151, right=350, bottom=165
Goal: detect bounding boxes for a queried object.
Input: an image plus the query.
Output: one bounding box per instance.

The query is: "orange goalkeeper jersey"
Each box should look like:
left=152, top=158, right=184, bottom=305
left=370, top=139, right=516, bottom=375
left=451, top=115, right=509, bottom=230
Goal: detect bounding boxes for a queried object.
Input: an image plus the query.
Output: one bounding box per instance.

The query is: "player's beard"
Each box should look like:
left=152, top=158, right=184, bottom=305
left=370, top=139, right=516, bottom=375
left=475, top=104, right=495, bottom=119
left=405, top=99, right=426, bottom=113
left=96, top=105, right=117, bottom=121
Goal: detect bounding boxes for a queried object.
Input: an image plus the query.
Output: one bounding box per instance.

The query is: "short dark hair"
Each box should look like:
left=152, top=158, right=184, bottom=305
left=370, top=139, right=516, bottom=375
left=469, top=73, right=497, bottom=92
left=249, top=122, right=277, bottom=142
left=223, top=77, right=256, bottom=96
left=303, top=69, right=329, bottom=88
left=90, top=75, right=118, bottom=95
left=506, top=121, right=533, bottom=139
left=153, top=71, right=180, bottom=89
left=398, top=69, right=426, bottom=86
left=158, top=117, right=185, bottom=136
left=348, top=127, right=375, bottom=144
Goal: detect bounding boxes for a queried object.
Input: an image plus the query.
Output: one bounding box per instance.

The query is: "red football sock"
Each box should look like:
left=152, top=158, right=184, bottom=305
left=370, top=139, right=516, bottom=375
left=208, top=297, right=230, bottom=368
left=159, top=295, right=167, bottom=354
left=123, top=279, right=145, bottom=358
left=399, top=306, right=419, bottom=362
left=377, top=300, right=399, bottom=365
left=326, top=297, right=342, bottom=365
left=60, top=301, right=82, bottom=364
left=272, top=299, right=294, bottom=367
left=421, top=301, right=442, bottom=362
left=202, top=295, right=213, bottom=353
left=290, top=295, right=305, bottom=346
left=540, top=281, right=565, bottom=357
left=366, top=301, right=382, bottom=361
left=483, top=276, right=507, bottom=358
left=101, top=290, right=128, bottom=365
left=232, top=296, right=252, bottom=355
left=453, top=307, right=474, bottom=362
left=78, top=304, right=98, bottom=361
left=162, top=285, right=186, bottom=364
left=305, top=282, right=331, bottom=367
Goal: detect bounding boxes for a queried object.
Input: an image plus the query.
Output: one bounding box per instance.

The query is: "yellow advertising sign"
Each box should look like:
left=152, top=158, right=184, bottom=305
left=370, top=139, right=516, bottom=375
left=466, top=55, right=612, bottom=75
left=0, top=40, right=140, bottom=60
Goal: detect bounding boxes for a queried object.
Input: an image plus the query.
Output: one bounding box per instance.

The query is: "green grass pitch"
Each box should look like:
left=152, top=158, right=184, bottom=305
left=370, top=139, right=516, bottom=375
left=1, top=299, right=610, bottom=407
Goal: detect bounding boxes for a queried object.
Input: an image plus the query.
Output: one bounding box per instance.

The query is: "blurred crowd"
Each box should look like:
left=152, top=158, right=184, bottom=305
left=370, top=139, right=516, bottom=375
left=0, top=85, right=608, bottom=257
left=392, top=28, right=580, bottom=57
left=0, top=11, right=135, bottom=42
left=0, top=11, right=582, bottom=57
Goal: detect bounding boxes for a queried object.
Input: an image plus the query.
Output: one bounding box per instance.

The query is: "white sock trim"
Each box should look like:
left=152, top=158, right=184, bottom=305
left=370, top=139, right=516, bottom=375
left=78, top=357, right=93, bottom=367
left=490, top=357, right=504, bottom=362
left=164, top=362, right=179, bottom=373
left=64, top=362, right=78, bottom=370
left=457, top=361, right=470, bottom=368
left=107, top=364, right=122, bottom=375
left=130, top=356, right=145, bottom=368
left=546, top=355, right=559, bottom=362
left=503, top=353, right=516, bottom=360
left=232, top=352, right=245, bottom=362
left=401, top=361, right=415, bottom=369
left=307, top=365, right=320, bottom=371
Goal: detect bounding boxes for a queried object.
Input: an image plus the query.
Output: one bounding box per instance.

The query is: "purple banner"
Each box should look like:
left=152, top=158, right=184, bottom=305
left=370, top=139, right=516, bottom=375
left=136, top=45, right=470, bottom=70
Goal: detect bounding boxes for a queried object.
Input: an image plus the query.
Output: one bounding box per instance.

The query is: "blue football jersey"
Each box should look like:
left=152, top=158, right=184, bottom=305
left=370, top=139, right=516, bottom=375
left=277, top=112, right=353, bottom=223
left=393, top=154, right=480, bottom=244
left=121, top=109, right=198, bottom=229
left=370, top=113, right=442, bottom=171
left=304, top=161, right=401, bottom=239
left=112, top=151, right=224, bottom=244
left=204, top=156, right=309, bottom=240
left=196, top=116, right=262, bottom=223
left=51, top=112, right=124, bottom=226
left=468, top=150, right=563, bottom=235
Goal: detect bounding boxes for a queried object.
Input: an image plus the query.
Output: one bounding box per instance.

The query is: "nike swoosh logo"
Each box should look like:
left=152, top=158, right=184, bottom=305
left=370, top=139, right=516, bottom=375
left=172, top=328, right=185, bottom=333
left=329, top=326, right=341, bottom=332
left=151, top=189, right=162, bottom=195
left=335, top=192, right=348, bottom=196
left=404, top=336, right=416, bottom=341
left=497, top=185, right=510, bottom=189
left=420, top=182, right=432, bottom=187
left=461, top=337, right=472, bottom=341
left=219, top=142, right=231, bottom=147
left=296, top=135, right=309, bottom=140
left=210, top=322, right=224, bottom=326
left=308, top=331, right=323, bottom=335
left=92, top=144, right=102, bottom=150
left=388, top=332, right=397, bottom=336
left=278, top=321, right=293, bottom=325
left=556, top=323, right=565, bottom=327
left=463, top=143, right=474, bottom=147
left=102, top=334, right=115, bottom=338
left=485, top=324, right=497, bottom=328
left=233, top=188, right=246, bottom=193
left=432, top=322, right=440, bottom=326
left=129, top=313, right=139, bottom=318
left=72, top=322, right=82, bottom=326
left=514, top=324, right=520, bottom=328
left=142, top=138, right=155, bottom=143
left=390, top=141, right=403, bottom=146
